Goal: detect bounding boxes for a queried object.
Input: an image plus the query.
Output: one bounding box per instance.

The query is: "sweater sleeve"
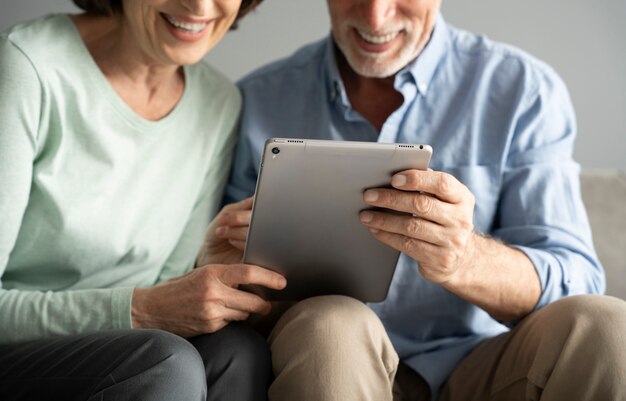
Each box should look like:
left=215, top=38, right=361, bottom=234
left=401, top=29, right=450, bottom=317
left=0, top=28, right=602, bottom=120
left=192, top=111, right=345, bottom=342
left=0, top=36, right=133, bottom=344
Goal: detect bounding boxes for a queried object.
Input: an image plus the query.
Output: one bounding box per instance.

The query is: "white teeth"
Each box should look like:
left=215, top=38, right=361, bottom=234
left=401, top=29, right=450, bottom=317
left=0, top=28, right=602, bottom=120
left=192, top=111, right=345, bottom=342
left=357, top=30, right=399, bottom=44
left=164, top=14, right=207, bottom=34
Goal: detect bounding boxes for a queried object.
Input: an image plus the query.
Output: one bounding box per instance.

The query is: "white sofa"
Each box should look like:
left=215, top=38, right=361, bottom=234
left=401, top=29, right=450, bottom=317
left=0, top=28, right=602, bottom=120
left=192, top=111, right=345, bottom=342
left=580, top=170, right=626, bottom=299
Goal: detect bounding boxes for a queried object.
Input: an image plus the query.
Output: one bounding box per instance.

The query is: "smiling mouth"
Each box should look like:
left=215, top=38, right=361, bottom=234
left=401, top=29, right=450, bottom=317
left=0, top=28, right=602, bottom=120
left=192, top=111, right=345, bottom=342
left=162, top=13, right=209, bottom=34
left=356, top=29, right=401, bottom=45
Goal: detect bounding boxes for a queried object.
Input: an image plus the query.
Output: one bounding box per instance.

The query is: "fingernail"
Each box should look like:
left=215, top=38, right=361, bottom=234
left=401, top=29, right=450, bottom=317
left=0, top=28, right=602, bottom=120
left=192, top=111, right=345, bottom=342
left=216, top=227, right=226, bottom=235
left=360, top=211, right=373, bottom=223
left=369, top=228, right=379, bottom=234
left=364, top=190, right=379, bottom=202
left=392, top=174, right=407, bottom=187
left=278, top=277, right=287, bottom=288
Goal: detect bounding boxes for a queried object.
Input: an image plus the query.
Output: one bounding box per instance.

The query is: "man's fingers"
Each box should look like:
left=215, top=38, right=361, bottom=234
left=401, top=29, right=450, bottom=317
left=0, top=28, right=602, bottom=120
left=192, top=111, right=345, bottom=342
left=222, top=264, right=287, bottom=291
left=228, top=239, right=246, bottom=251
left=359, top=211, right=448, bottom=246
left=366, top=229, right=444, bottom=272
left=216, top=226, right=249, bottom=241
left=220, top=210, right=252, bottom=227
left=388, top=169, right=466, bottom=204
left=222, top=196, right=254, bottom=213
left=218, top=197, right=254, bottom=226
left=363, top=190, right=458, bottom=226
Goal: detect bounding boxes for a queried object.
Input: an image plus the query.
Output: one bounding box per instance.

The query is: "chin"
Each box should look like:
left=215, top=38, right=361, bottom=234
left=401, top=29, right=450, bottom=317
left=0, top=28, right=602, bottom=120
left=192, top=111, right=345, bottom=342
left=352, top=65, right=399, bottom=78
left=346, top=55, right=404, bottom=78
left=166, top=49, right=210, bottom=66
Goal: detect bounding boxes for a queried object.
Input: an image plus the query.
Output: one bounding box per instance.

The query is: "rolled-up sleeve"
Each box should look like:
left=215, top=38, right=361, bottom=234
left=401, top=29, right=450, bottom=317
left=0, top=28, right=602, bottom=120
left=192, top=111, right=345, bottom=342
left=493, top=65, right=605, bottom=310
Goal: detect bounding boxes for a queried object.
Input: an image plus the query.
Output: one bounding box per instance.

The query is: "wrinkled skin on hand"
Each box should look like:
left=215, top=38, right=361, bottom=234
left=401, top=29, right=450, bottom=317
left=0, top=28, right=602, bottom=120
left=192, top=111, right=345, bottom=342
left=360, top=169, right=476, bottom=285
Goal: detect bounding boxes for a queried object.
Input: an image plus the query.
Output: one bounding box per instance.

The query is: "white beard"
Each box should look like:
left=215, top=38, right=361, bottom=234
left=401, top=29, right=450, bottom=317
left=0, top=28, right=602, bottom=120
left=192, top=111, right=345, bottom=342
left=337, top=41, right=420, bottom=78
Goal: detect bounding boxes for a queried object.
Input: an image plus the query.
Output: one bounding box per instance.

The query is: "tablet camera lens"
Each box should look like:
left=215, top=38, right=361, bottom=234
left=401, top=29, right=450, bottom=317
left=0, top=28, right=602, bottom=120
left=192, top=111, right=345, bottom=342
left=272, top=147, right=280, bottom=155
left=419, top=145, right=424, bottom=149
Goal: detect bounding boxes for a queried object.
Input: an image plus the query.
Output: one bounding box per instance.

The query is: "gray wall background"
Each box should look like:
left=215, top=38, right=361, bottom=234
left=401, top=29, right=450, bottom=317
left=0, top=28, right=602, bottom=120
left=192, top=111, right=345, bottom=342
left=2, top=0, right=624, bottom=169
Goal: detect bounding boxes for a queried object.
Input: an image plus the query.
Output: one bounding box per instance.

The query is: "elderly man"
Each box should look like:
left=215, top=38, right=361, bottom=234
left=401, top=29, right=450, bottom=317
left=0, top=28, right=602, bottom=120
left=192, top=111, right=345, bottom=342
left=223, top=0, right=626, bottom=400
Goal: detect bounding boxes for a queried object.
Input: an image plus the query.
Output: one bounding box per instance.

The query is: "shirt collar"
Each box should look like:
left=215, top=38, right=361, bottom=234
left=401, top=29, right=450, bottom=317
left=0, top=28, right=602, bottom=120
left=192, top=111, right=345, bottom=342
left=325, top=13, right=449, bottom=102
left=325, top=37, right=349, bottom=105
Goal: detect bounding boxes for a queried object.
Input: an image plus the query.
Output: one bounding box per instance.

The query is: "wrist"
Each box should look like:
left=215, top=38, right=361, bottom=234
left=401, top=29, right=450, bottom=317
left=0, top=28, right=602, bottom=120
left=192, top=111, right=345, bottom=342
left=196, top=243, right=210, bottom=267
left=131, top=287, right=151, bottom=329
left=442, top=232, right=481, bottom=291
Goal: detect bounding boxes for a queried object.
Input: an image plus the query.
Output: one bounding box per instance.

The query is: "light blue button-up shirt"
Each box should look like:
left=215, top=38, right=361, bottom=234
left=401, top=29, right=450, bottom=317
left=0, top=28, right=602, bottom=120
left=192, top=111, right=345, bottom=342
left=224, top=16, right=604, bottom=396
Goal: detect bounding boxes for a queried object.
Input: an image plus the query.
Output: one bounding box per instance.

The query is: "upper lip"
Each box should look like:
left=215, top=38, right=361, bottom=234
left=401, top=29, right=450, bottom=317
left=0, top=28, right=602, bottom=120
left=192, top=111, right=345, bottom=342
left=162, top=13, right=212, bottom=24
left=355, top=29, right=401, bottom=44
left=356, top=28, right=401, bottom=37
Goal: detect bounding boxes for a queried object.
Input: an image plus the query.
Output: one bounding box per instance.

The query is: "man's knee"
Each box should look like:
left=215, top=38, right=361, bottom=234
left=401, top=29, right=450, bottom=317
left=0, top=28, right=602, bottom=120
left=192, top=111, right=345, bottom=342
left=268, top=296, right=398, bottom=401
left=537, top=294, right=626, bottom=335
left=512, top=295, right=626, bottom=398
left=519, top=295, right=626, bottom=376
left=271, top=295, right=382, bottom=342
left=546, top=295, right=626, bottom=350
left=270, top=295, right=397, bottom=370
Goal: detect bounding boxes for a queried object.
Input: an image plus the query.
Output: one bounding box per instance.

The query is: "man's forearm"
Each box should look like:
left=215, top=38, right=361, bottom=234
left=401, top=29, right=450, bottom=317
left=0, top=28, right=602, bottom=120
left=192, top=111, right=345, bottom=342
left=442, top=233, right=541, bottom=322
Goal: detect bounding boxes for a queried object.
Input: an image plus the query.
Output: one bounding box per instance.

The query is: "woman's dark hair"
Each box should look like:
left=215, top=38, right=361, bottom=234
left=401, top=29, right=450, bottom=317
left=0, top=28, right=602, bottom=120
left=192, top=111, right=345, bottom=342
left=72, top=0, right=122, bottom=15
left=72, top=0, right=263, bottom=26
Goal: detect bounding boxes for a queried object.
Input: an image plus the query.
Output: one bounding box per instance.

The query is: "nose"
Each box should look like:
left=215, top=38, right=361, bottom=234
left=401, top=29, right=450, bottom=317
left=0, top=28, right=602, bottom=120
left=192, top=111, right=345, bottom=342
left=359, top=0, right=395, bottom=31
left=181, top=0, right=214, bottom=16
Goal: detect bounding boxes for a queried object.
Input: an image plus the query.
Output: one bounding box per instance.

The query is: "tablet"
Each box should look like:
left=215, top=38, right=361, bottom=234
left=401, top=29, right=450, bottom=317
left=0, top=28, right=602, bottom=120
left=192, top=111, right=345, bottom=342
left=242, top=138, right=433, bottom=302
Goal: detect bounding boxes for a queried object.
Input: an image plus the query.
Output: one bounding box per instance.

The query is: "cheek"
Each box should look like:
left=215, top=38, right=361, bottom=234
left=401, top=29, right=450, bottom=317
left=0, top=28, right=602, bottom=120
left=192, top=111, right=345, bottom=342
left=127, top=4, right=159, bottom=40
left=205, top=16, right=237, bottom=49
left=329, top=14, right=350, bottom=40
left=218, top=13, right=238, bottom=33
left=219, top=0, right=243, bottom=18
left=327, top=2, right=349, bottom=26
left=216, top=1, right=242, bottom=30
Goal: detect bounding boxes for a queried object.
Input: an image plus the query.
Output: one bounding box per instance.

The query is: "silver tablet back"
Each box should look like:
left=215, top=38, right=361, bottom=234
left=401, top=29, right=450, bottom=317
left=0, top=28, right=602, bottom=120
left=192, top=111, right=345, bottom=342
left=243, top=138, right=432, bottom=302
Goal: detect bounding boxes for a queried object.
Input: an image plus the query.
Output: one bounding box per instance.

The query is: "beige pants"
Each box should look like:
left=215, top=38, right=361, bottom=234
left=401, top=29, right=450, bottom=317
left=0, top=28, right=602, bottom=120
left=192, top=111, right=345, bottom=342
left=267, top=295, right=626, bottom=401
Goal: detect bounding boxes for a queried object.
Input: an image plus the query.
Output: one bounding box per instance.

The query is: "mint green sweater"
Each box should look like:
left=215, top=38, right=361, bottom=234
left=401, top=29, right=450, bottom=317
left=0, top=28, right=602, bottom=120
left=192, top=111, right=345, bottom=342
left=0, top=15, right=241, bottom=343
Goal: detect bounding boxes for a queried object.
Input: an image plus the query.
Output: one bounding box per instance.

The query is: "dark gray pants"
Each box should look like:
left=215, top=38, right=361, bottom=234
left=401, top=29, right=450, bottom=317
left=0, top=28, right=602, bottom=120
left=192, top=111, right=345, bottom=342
left=0, top=324, right=272, bottom=401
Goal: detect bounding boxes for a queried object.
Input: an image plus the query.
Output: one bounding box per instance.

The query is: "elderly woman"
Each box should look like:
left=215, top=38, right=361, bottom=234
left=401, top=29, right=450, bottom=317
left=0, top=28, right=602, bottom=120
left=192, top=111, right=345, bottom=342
left=0, top=1, right=287, bottom=400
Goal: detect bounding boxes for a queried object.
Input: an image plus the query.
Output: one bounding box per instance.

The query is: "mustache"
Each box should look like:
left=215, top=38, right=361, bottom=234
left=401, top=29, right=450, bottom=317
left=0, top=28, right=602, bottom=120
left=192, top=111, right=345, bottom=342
left=344, top=22, right=408, bottom=36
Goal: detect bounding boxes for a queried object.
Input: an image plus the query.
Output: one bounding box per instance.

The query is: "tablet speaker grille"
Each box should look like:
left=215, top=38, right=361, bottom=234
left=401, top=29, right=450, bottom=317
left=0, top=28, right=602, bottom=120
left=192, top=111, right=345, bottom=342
left=287, top=140, right=305, bottom=143
left=398, top=144, right=415, bottom=148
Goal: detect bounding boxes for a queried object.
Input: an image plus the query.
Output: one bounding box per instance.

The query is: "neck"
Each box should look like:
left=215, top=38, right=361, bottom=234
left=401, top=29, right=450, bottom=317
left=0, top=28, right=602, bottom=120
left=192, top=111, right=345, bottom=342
left=71, top=14, right=184, bottom=121
left=336, top=49, right=403, bottom=133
